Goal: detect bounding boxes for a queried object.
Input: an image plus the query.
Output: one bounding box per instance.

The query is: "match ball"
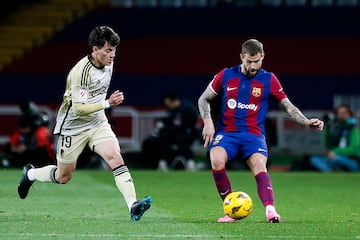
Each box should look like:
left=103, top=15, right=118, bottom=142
left=223, top=191, right=253, bottom=220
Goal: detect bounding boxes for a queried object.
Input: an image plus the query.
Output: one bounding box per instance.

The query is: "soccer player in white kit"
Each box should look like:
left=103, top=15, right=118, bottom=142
left=17, top=26, right=152, bottom=221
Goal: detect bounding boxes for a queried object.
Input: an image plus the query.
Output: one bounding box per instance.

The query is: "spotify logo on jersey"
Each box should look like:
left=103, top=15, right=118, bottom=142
left=227, top=99, right=259, bottom=111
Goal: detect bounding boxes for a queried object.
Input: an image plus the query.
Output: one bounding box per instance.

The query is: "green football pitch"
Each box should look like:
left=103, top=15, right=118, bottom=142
left=1, top=169, right=359, bottom=239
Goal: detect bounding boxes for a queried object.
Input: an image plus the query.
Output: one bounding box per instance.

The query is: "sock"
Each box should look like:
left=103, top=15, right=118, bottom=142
left=113, top=165, right=137, bottom=211
left=30, top=165, right=58, bottom=183
left=27, top=169, right=35, bottom=181
left=212, top=168, right=232, bottom=200
left=255, top=172, right=275, bottom=207
left=266, top=205, right=276, bottom=214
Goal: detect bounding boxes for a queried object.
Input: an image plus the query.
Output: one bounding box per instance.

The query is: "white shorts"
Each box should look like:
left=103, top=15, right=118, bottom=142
left=56, top=122, right=118, bottom=163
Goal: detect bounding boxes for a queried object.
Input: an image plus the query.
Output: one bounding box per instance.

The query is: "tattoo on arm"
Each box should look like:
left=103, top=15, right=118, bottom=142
left=279, top=98, right=308, bottom=125
left=198, top=87, right=217, bottom=119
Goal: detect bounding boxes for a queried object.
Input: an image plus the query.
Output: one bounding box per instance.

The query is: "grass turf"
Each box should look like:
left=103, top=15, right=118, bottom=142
left=0, top=169, right=359, bottom=239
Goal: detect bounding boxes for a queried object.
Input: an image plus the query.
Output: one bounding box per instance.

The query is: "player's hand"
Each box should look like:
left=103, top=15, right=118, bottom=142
left=327, top=150, right=335, bottom=160
left=202, top=119, right=215, bottom=148
left=108, top=90, right=124, bottom=106
left=306, top=118, right=324, bottom=131
left=13, top=144, right=26, bottom=153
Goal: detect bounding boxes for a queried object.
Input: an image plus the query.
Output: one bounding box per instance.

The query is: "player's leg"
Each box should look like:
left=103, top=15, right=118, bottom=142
left=210, top=146, right=231, bottom=200
left=91, top=123, right=151, bottom=221
left=209, top=146, right=237, bottom=223
left=247, top=153, right=281, bottom=223
left=208, top=133, right=240, bottom=222
left=17, top=134, right=85, bottom=199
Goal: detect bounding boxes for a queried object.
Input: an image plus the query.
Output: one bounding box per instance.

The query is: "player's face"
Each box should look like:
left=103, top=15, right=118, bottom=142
left=336, top=107, right=351, bottom=122
left=164, top=98, right=178, bottom=110
left=92, top=41, right=117, bottom=67
left=240, top=53, right=264, bottom=77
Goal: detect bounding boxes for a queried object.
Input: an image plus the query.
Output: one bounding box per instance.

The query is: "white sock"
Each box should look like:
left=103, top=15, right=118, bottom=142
left=32, top=165, right=57, bottom=182
left=113, top=165, right=137, bottom=211
left=266, top=205, right=276, bottom=213
left=27, top=169, right=35, bottom=181
left=128, top=199, right=137, bottom=211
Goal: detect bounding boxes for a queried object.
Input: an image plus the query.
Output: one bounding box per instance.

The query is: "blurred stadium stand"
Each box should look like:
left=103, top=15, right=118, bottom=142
left=111, top=0, right=360, bottom=7
left=0, top=0, right=110, bottom=70
left=1, top=1, right=360, bottom=166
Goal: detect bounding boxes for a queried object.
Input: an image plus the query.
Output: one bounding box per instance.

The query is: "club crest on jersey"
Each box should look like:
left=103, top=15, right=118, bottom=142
left=252, top=87, right=262, bottom=97
left=213, top=134, right=223, bottom=145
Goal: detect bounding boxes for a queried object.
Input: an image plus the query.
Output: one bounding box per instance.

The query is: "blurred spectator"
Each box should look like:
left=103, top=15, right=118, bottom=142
left=4, top=101, right=55, bottom=168
left=309, top=104, right=360, bottom=172
left=141, top=91, right=200, bottom=171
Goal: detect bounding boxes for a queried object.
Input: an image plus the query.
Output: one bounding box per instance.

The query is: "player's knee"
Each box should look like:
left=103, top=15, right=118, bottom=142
left=247, top=155, right=267, bottom=173
left=210, top=147, right=227, bottom=170
left=105, top=151, right=124, bottom=168
left=104, top=148, right=120, bottom=161
left=210, top=157, right=226, bottom=170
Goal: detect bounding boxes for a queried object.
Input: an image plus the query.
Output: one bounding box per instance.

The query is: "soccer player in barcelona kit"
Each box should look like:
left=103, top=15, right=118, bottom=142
left=17, top=26, right=152, bottom=221
left=198, top=39, right=324, bottom=223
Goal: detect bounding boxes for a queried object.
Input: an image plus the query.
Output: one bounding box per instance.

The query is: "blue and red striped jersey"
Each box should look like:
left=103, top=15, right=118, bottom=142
left=210, top=65, right=287, bottom=135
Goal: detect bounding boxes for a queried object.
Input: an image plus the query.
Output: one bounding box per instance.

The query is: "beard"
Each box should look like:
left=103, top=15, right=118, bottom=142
left=244, top=68, right=259, bottom=78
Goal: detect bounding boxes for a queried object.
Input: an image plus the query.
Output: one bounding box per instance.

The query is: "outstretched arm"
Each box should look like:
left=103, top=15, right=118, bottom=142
left=73, top=90, right=124, bottom=116
left=279, top=98, right=324, bottom=131
left=198, top=86, right=217, bottom=147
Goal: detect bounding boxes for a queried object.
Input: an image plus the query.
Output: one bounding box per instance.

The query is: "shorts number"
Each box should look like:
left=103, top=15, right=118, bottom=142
left=61, top=136, right=72, bottom=148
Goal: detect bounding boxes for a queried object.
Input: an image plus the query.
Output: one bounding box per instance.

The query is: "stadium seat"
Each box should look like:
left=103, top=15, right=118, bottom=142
left=184, top=0, right=208, bottom=7
left=134, top=0, right=157, bottom=7
left=311, top=0, right=334, bottom=6
left=335, top=0, right=358, bottom=6
left=261, top=0, right=282, bottom=6
left=0, top=0, right=110, bottom=71
left=159, top=0, right=183, bottom=7
left=284, top=0, right=307, bottom=6
left=234, top=0, right=257, bottom=7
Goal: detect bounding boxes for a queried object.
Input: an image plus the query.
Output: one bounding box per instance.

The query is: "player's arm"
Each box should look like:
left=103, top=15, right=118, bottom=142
left=198, top=86, right=217, bottom=147
left=72, top=102, right=104, bottom=116
left=279, top=98, right=324, bottom=131
left=73, top=90, right=124, bottom=116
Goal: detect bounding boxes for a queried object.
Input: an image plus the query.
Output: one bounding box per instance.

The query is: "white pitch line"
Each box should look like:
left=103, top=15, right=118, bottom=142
left=0, top=233, right=359, bottom=239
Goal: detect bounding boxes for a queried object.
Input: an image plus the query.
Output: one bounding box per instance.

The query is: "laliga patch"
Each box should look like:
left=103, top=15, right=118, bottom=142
left=79, top=88, right=88, bottom=101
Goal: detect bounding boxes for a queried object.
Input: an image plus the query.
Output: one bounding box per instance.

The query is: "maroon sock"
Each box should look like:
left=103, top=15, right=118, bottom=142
left=212, top=168, right=232, bottom=200
left=255, top=172, right=275, bottom=207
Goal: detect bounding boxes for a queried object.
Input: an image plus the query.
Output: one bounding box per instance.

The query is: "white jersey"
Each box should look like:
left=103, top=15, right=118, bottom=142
left=54, top=56, right=113, bottom=135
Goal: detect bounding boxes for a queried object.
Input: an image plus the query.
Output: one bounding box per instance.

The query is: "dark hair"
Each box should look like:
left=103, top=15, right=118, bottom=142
left=89, top=26, right=120, bottom=49
left=335, top=103, right=353, bottom=117
left=241, top=39, right=264, bottom=56
left=163, top=91, right=180, bottom=101
left=18, top=115, right=35, bottom=128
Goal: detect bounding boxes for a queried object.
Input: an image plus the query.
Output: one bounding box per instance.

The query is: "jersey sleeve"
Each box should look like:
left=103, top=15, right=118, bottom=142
left=270, top=73, right=287, bottom=102
left=70, top=65, right=91, bottom=104
left=209, top=69, right=225, bottom=94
